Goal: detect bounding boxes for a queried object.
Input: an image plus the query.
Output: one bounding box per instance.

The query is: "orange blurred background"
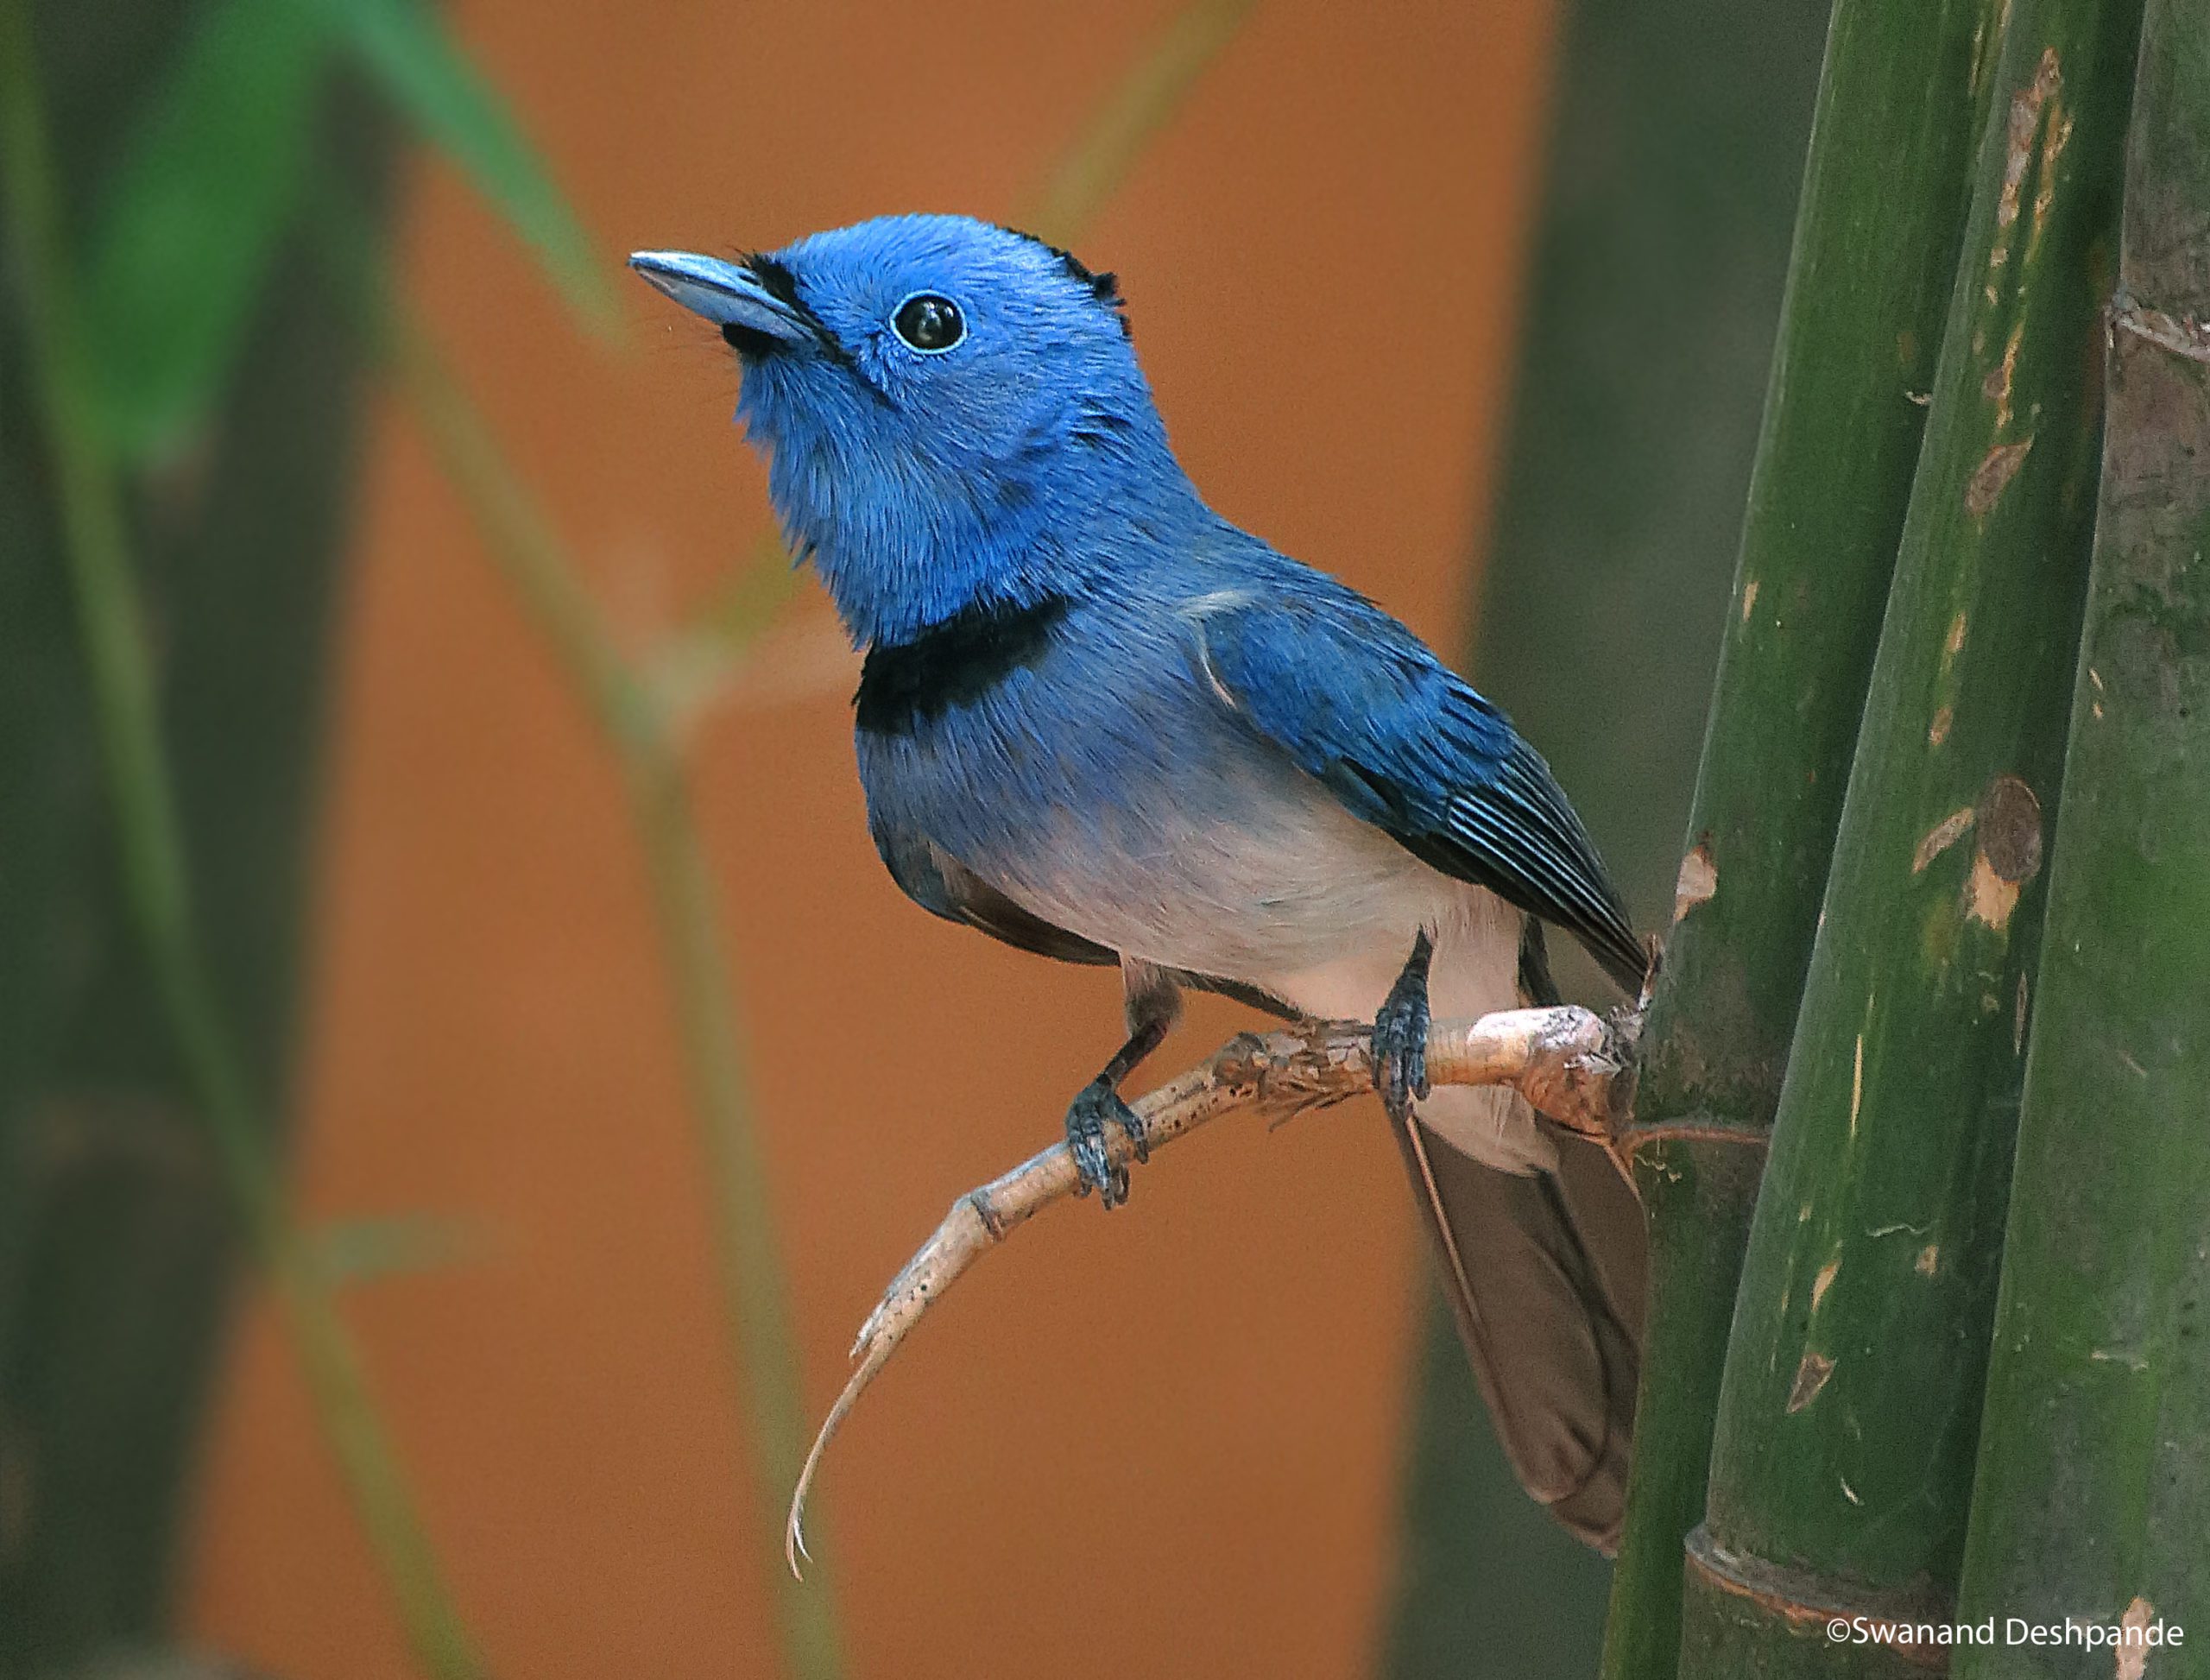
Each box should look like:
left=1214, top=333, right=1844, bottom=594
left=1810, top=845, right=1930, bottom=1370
left=180, top=2, right=1562, bottom=1674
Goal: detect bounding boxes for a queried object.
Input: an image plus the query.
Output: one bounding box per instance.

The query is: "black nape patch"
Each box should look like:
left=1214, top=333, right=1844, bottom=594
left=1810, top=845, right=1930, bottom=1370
left=856, top=593, right=1072, bottom=736
left=999, top=226, right=1133, bottom=338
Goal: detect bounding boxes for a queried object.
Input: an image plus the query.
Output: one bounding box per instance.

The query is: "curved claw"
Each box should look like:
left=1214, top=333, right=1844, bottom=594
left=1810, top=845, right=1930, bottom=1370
left=1373, top=932, right=1436, bottom=1126
left=1065, top=1081, right=1143, bottom=1208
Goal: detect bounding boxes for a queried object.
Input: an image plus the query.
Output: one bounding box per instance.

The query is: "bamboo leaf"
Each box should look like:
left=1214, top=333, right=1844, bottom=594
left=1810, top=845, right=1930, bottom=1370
left=79, top=0, right=330, bottom=458
left=312, top=1213, right=483, bottom=1285
left=305, top=0, right=617, bottom=334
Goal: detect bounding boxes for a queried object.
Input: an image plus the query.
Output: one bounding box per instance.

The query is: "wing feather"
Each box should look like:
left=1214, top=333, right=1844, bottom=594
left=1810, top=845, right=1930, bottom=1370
left=1190, top=592, right=1645, bottom=993
left=869, top=820, right=1118, bottom=967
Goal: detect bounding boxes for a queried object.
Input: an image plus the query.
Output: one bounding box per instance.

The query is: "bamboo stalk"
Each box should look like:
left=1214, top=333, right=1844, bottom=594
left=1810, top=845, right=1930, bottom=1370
left=1681, top=0, right=2145, bottom=1668
left=1388, top=2, right=1838, bottom=1664
left=0, top=9, right=485, bottom=1676
left=1601, top=3, right=2005, bottom=1675
left=1951, top=1, right=2210, bottom=1666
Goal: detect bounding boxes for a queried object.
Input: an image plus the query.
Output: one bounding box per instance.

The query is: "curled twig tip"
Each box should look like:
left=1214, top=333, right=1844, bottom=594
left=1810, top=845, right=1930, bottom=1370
left=781, top=1005, right=1635, bottom=1557
left=785, top=1506, right=812, bottom=1580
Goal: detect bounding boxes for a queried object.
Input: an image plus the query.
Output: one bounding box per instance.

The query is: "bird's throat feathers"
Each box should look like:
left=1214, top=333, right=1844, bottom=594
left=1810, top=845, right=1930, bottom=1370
left=736, top=340, right=1202, bottom=649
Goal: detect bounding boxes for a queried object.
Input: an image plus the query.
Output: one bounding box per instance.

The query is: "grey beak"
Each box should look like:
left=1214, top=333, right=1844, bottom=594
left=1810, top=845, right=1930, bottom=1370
left=628, top=249, right=815, bottom=348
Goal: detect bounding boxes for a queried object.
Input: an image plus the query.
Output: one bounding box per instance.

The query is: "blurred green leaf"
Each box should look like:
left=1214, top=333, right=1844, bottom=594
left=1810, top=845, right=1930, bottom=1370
left=305, top=0, right=618, bottom=335
left=311, top=1212, right=484, bottom=1286
left=81, top=0, right=331, bottom=458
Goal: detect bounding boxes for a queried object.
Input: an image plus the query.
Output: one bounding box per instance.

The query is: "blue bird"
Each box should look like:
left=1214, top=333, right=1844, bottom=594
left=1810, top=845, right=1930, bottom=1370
left=632, top=215, right=1647, bottom=1547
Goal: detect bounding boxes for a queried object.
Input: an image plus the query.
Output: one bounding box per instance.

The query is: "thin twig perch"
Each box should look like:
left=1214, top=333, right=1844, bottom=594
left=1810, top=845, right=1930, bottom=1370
left=786, top=1003, right=1640, bottom=1575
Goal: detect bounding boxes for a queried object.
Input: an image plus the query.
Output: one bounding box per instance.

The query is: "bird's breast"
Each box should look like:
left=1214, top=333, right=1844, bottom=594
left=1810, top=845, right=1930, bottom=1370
left=855, top=620, right=1501, bottom=987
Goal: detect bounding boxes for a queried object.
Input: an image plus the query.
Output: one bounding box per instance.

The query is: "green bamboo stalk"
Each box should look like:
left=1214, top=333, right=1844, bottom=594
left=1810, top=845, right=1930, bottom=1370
left=1680, top=0, right=2144, bottom=1668
left=1601, top=3, right=2005, bottom=1675
left=0, top=7, right=485, bottom=1676
left=1950, top=3, right=2210, bottom=1668
left=1388, top=0, right=1832, bottom=1670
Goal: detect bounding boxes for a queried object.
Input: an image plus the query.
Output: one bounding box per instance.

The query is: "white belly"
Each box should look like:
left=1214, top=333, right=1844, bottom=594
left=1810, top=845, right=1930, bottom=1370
left=998, top=790, right=1556, bottom=1175
left=1259, top=871, right=1556, bottom=1178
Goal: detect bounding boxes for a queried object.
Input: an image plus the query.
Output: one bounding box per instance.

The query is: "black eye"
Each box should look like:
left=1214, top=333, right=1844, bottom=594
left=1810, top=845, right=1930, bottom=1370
left=893, top=293, right=965, bottom=352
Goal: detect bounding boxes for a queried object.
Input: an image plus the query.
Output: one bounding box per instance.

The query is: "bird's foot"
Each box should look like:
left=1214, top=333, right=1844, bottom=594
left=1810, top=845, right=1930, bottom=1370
left=1065, top=1079, right=1146, bottom=1209
left=1373, top=931, right=1436, bottom=1127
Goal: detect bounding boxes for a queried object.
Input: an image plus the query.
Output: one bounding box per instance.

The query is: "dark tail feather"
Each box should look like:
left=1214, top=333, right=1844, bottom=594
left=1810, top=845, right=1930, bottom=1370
left=1391, top=1113, right=1645, bottom=1551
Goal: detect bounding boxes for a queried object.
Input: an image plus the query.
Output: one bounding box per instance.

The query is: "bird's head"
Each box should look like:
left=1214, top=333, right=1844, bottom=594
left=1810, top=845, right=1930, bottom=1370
left=632, top=214, right=1195, bottom=646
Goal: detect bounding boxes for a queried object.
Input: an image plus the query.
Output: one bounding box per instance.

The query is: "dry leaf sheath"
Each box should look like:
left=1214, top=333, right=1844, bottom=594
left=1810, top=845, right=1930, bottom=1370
left=786, top=1003, right=1639, bottom=1575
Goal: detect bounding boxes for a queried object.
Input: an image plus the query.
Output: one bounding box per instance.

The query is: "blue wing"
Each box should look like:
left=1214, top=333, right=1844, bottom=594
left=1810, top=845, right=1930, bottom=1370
left=1189, top=587, right=1646, bottom=994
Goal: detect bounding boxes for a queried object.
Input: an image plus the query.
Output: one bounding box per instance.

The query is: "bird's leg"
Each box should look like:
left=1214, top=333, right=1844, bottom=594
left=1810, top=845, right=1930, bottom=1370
left=1066, top=971, right=1179, bottom=1209
left=1373, top=929, right=1436, bottom=1127
left=1065, top=1016, right=1170, bottom=1209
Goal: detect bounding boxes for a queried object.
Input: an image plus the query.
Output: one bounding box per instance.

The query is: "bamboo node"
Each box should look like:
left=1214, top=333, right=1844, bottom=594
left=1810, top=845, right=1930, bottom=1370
left=1685, top=1525, right=1953, bottom=1671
